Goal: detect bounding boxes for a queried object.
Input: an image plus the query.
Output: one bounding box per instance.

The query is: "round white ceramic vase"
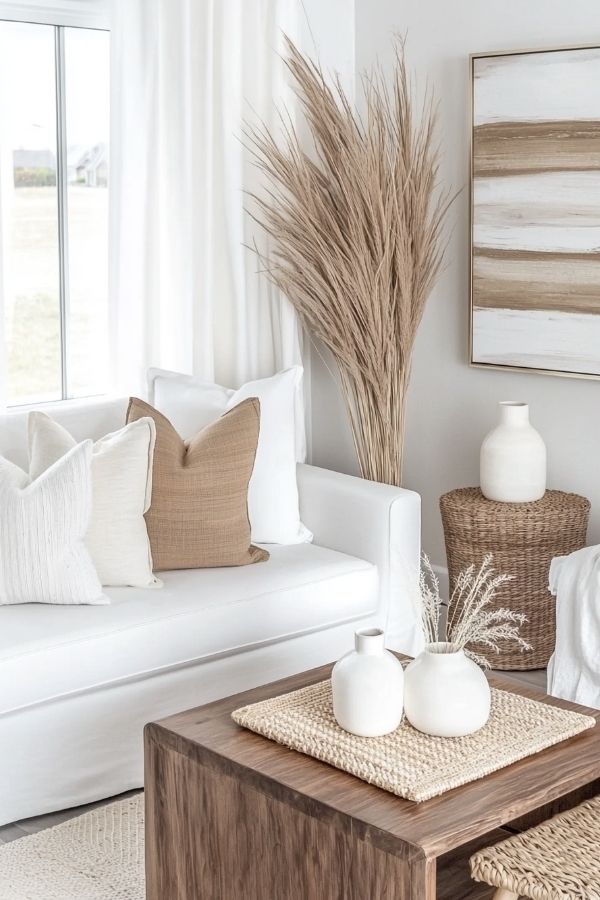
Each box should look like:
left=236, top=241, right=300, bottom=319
left=403, top=642, right=491, bottom=738
left=331, top=628, right=404, bottom=737
left=480, top=401, right=546, bottom=502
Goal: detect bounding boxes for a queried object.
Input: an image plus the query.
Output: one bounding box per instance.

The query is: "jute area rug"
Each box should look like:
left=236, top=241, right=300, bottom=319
left=0, top=795, right=145, bottom=900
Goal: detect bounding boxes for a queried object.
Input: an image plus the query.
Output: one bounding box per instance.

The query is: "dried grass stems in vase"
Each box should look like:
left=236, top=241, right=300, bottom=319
left=244, top=37, right=454, bottom=486
left=418, top=554, right=532, bottom=667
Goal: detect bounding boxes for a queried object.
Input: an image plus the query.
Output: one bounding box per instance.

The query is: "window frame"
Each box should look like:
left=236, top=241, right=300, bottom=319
left=0, top=3, right=109, bottom=31
left=0, top=3, right=109, bottom=405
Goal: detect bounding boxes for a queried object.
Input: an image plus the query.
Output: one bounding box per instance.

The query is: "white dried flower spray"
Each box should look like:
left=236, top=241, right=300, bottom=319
left=417, top=553, right=531, bottom=668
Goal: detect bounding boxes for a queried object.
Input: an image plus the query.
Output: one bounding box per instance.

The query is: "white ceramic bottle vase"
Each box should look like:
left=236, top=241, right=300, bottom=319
left=480, top=401, right=546, bottom=502
left=403, top=642, right=491, bottom=737
left=331, top=628, right=404, bottom=737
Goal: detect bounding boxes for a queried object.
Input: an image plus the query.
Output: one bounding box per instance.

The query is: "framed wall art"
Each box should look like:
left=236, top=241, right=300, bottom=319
left=470, top=45, right=600, bottom=379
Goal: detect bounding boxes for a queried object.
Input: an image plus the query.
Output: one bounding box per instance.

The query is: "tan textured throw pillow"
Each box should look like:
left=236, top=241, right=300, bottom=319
left=127, top=397, right=269, bottom=571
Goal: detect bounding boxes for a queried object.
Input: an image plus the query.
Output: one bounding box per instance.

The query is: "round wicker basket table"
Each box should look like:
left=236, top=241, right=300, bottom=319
left=440, top=488, right=590, bottom=670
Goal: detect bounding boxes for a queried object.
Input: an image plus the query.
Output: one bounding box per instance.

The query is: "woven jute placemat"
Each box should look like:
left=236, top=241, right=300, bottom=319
left=232, top=680, right=595, bottom=803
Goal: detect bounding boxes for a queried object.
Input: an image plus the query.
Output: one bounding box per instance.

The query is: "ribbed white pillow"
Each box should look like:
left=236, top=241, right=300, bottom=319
left=28, top=412, right=159, bottom=588
left=147, top=366, right=312, bottom=545
left=0, top=441, right=106, bottom=605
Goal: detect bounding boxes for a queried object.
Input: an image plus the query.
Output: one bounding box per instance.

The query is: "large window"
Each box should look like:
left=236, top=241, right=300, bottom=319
left=0, top=20, right=109, bottom=405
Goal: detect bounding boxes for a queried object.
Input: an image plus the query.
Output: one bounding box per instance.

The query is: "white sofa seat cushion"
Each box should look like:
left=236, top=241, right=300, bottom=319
left=0, top=544, right=377, bottom=716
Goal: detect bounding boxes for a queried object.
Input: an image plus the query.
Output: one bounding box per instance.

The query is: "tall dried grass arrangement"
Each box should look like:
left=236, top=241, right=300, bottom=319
left=245, top=37, right=453, bottom=485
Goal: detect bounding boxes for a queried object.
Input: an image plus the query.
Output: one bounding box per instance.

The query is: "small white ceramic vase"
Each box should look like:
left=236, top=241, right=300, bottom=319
left=331, top=628, right=404, bottom=737
left=403, top=642, right=490, bottom=737
left=480, top=401, right=546, bottom=503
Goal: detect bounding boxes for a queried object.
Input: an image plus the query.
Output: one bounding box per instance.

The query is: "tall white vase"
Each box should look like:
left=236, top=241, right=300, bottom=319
left=331, top=628, right=404, bottom=737
left=403, top=642, right=491, bottom=737
left=480, top=401, right=546, bottom=502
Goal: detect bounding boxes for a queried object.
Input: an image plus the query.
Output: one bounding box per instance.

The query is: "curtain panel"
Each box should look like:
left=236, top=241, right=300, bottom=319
left=108, top=0, right=306, bottom=406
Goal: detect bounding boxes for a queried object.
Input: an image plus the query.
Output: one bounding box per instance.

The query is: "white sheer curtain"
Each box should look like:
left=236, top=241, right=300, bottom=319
left=108, top=0, right=306, bottom=404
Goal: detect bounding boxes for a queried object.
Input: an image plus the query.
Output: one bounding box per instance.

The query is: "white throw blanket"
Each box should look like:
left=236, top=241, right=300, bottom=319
left=548, top=545, right=600, bottom=710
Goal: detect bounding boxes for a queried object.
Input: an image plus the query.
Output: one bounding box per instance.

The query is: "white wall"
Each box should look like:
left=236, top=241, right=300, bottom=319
left=311, top=0, right=600, bottom=569
left=300, top=0, right=355, bottom=96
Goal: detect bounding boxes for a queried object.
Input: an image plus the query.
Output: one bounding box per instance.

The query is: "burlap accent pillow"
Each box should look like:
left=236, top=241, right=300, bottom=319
left=127, top=397, right=269, bottom=570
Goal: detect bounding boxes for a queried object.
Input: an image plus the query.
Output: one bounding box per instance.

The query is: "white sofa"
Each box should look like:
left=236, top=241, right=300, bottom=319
left=0, top=397, right=422, bottom=826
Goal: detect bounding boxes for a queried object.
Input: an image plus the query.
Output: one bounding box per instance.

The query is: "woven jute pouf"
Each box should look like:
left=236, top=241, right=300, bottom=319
left=470, top=794, right=600, bottom=899
left=440, top=488, right=590, bottom=670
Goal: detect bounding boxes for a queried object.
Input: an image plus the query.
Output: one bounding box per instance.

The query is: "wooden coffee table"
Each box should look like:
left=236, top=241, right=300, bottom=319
left=145, top=663, right=600, bottom=899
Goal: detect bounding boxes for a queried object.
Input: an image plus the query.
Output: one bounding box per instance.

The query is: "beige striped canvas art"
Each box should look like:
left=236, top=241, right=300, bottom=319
left=470, top=46, right=600, bottom=378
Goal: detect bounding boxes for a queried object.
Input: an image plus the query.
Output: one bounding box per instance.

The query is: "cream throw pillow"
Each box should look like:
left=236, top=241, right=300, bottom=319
left=147, top=366, right=312, bottom=545
left=0, top=441, right=106, bottom=605
left=28, top=412, right=159, bottom=588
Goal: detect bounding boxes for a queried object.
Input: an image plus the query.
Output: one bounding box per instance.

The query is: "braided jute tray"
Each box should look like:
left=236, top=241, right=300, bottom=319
left=232, top=680, right=595, bottom=803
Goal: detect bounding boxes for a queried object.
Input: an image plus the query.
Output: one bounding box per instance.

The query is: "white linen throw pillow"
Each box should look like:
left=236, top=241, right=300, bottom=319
left=0, top=441, right=106, bottom=605
left=148, top=366, right=312, bottom=545
left=28, top=412, right=159, bottom=588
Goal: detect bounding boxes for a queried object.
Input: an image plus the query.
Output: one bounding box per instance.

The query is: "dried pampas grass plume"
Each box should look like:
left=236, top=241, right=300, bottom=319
left=245, top=36, right=454, bottom=485
left=418, top=553, right=531, bottom=668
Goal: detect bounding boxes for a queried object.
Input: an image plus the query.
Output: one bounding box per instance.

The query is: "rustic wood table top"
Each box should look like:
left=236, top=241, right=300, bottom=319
left=147, top=661, right=600, bottom=863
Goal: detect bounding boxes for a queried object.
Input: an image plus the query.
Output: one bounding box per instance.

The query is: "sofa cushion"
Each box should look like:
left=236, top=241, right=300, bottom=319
left=0, top=544, right=378, bottom=715
left=0, top=442, right=107, bottom=607
left=28, top=412, right=158, bottom=588
left=148, top=367, right=311, bottom=545
left=127, top=396, right=268, bottom=570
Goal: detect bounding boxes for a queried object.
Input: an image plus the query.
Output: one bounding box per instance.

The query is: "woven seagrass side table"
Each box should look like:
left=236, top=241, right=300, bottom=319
left=440, top=488, right=590, bottom=670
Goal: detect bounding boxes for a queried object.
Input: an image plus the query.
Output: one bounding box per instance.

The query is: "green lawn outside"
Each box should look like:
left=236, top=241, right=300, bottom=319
left=5, top=185, right=109, bottom=405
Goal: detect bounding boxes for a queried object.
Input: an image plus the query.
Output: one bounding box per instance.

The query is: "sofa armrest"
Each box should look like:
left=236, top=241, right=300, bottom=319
left=297, top=464, right=423, bottom=656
